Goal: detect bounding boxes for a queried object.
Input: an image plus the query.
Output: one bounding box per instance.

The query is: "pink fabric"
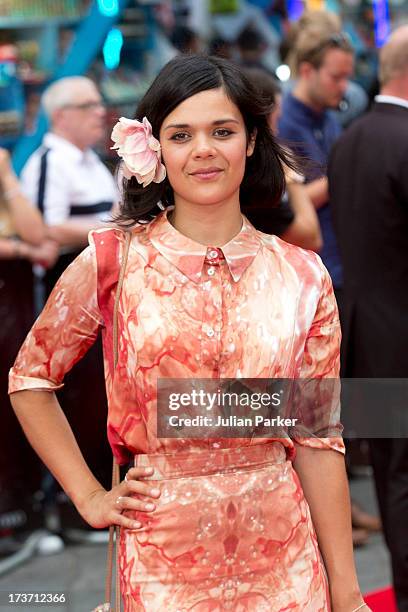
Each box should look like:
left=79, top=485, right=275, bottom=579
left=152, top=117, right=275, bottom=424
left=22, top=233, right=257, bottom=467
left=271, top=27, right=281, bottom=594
left=9, top=209, right=343, bottom=462
left=9, top=209, right=344, bottom=610
left=120, top=442, right=330, bottom=611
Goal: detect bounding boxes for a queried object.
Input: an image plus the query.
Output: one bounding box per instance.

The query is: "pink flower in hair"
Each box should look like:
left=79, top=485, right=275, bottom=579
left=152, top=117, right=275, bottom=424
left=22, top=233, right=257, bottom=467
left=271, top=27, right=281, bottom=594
left=111, top=116, right=166, bottom=188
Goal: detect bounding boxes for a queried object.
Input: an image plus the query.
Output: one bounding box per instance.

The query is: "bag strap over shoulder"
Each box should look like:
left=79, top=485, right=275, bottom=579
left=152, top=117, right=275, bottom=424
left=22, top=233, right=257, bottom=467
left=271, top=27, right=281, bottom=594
left=104, top=230, right=132, bottom=612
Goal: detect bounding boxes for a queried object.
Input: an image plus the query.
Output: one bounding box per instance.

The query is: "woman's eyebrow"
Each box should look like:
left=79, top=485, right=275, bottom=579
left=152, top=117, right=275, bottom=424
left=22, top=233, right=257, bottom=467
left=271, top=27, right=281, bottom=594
left=164, top=118, right=240, bottom=130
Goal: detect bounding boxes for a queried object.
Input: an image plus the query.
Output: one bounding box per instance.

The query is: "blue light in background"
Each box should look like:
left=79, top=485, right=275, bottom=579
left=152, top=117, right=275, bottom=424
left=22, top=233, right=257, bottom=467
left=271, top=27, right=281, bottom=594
left=373, top=0, right=390, bottom=47
left=103, top=28, right=123, bottom=70
left=287, top=0, right=303, bottom=22
left=97, top=0, right=119, bottom=17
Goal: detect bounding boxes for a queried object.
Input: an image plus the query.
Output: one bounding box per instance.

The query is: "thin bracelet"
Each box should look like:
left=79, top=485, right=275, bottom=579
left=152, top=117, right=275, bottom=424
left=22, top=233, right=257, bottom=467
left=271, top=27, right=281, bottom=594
left=351, top=603, right=367, bottom=612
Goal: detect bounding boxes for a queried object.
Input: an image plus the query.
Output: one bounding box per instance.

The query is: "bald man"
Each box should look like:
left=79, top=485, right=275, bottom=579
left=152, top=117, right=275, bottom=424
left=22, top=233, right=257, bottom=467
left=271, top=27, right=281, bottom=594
left=329, top=25, right=408, bottom=610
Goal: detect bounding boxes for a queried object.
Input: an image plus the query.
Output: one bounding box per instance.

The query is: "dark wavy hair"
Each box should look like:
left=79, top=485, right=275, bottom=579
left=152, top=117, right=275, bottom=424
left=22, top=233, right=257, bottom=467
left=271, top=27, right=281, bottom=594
left=115, top=54, right=297, bottom=226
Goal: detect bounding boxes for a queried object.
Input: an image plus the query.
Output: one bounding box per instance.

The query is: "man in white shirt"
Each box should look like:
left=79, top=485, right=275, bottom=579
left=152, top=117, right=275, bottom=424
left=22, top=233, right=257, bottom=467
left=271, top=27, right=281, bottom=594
left=21, top=75, right=118, bottom=291
left=20, top=76, right=117, bottom=538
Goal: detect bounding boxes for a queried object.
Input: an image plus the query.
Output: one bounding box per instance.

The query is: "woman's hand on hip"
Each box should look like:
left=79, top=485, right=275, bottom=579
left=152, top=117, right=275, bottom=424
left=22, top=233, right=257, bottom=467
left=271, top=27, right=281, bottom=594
left=78, top=466, right=161, bottom=529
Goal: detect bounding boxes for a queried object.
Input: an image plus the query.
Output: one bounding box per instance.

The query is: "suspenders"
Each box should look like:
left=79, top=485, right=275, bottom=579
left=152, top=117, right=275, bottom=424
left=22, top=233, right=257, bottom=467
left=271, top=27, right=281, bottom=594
left=37, top=148, right=50, bottom=215
left=36, top=146, right=113, bottom=217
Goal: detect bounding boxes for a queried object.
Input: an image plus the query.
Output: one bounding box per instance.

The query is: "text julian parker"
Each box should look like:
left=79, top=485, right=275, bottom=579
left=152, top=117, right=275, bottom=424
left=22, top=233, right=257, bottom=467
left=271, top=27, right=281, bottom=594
left=168, top=415, right=298, bottom=427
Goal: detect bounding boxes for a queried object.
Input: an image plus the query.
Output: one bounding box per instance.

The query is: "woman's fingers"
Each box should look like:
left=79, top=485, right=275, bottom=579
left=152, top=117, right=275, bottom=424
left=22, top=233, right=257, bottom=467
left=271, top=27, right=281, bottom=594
left=112, top=511, right=142, bottom=530
left=126, top=466, right=154, bottom=479
left=116, top=494, right=157, bottom=514
left=123, top=466, right=161, bottom=499
left=126, top=479, right=161, bottom=499
left=104, top=465, right=161, bottom=529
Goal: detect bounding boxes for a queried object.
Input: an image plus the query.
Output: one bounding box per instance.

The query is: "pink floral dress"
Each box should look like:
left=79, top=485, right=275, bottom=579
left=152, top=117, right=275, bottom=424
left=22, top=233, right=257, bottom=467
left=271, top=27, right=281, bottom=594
left=9, top=210, right=344, bottom=611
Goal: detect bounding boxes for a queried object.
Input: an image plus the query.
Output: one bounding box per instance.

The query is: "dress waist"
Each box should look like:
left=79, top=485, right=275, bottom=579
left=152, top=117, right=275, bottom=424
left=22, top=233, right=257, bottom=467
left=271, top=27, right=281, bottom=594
left=133, top=441, right=287, bottom=480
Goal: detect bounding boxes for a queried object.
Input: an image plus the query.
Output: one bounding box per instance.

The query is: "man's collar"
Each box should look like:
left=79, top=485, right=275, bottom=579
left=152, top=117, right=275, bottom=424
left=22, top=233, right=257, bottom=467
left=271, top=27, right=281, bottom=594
left=43, top=132, right=95, bottom=163
left=374, top=94, right=408, bottom=110
left=147, top=208, right=262, bottom=283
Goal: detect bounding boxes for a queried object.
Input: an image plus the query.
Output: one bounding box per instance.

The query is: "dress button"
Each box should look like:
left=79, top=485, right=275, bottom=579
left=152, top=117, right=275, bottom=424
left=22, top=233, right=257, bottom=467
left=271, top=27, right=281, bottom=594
left=209, top=250, right=218, bottom=260
left=208, top=267, right=215, bottom=276
left=207, top=328, right=214, bottom=337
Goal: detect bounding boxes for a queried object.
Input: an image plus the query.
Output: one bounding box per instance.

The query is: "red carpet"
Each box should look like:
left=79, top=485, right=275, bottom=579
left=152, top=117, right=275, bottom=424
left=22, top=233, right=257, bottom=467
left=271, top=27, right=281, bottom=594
left=364, top=586, right=397, bottom=611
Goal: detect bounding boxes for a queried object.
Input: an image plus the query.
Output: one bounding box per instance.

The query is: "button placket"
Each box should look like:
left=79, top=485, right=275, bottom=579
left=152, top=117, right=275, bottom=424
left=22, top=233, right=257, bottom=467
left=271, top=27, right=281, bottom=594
left=201, top=254, right=223, bottom=368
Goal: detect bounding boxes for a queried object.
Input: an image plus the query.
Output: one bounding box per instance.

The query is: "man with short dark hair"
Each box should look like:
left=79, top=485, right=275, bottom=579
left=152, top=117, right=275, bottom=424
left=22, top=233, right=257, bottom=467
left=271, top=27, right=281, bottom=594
left=329, top=25, right=408, bottom=610
left=278, top=14, right=380, bottom=550
left=278, top=15, right=354, bottom=290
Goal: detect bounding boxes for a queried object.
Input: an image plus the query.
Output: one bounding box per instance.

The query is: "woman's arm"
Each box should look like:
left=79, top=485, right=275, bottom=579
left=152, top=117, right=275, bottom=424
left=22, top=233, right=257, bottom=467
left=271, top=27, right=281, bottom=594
left=11, top=389, right=109, bottom=524
left=293, top=261, right=369, bottom=611
left=8, top=237, right=160, bottom=529
left=10, top=390, right=160, bottom=529
left=0, top=148, right=45, bottom=245
left=293, top=446, right=367, bottom=612
left=304, top=176, right=329, bottom=210
left=0, top=236, right=58, bottom=267
left=0, top=237, right=26, bottom=259
left=280, top=182, right=323, bottom=251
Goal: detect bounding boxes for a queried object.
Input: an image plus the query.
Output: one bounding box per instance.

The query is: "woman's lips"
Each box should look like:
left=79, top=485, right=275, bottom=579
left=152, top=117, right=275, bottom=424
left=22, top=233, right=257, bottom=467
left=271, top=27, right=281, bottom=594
left=190, top=170, right=223, bottom=181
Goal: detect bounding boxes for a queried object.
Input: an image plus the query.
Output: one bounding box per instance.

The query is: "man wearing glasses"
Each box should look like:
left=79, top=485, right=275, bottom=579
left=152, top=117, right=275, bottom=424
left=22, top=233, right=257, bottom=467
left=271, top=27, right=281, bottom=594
left=21, top=75, right=117, bottom=293
left=19, top=76, right=117, bottom=540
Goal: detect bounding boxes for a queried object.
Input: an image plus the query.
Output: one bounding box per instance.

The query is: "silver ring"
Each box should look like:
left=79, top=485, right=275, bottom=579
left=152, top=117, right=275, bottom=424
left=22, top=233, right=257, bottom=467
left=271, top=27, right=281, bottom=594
left=115, top=495, right=124, bottom=507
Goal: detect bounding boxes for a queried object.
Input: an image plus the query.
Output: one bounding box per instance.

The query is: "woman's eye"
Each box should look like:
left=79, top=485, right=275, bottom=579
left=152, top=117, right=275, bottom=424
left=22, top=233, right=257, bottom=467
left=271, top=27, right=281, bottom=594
left=214, top=129, right=233, bottom=137
left=170, top=132, right=190, bottom=141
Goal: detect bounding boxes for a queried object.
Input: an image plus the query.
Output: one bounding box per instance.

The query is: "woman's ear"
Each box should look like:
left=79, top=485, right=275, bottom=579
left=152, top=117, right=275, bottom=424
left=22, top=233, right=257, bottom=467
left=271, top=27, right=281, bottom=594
left=247, top=128, right=257, bottom=157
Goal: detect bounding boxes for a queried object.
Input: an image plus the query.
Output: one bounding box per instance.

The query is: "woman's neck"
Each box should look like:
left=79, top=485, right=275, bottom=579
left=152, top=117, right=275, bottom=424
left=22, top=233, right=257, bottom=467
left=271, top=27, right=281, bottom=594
left=168, top=197, right=243, bottom=247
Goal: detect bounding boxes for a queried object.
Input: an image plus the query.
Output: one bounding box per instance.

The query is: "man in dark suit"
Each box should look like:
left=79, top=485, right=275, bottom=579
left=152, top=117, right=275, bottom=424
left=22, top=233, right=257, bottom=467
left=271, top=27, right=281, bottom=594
left=329, top=25, right=408, bottom=611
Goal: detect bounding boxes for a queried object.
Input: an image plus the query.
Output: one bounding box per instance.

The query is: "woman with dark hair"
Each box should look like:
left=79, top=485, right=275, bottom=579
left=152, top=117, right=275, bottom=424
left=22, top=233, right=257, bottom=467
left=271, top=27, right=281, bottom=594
left=9, top=55, right=368, bottom=611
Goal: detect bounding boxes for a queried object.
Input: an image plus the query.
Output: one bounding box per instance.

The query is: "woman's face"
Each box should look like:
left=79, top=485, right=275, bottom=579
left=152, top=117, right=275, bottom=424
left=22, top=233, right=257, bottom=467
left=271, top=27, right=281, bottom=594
left=159, top=87, right=256, bottom=208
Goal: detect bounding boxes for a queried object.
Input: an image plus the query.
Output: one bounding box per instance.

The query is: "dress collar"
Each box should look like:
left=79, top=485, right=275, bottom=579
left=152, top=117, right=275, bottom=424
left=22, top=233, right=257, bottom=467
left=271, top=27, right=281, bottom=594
left=146, top=208, right=262, bottom=283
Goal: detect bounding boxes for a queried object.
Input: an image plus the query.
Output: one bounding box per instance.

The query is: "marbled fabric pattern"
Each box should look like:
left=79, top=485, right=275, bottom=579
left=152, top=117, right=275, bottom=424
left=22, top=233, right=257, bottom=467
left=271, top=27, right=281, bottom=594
left=9, top=210, right=343, bottom=611
left=121, top=443, right=330, bottom=611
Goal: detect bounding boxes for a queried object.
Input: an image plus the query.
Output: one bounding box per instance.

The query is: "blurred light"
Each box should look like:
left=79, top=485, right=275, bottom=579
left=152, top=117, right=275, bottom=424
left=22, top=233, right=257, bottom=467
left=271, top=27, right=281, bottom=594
left=97, top=0, right=119, bottom=17
left=373, top=0, right=390, bottom=47
left=103, top=28, right=123, bottom=70
left=306, top=0, right=325, bottom=8
left=287, top=0, right=303, bottom=21
left=276, top=64, right=291, bottom=82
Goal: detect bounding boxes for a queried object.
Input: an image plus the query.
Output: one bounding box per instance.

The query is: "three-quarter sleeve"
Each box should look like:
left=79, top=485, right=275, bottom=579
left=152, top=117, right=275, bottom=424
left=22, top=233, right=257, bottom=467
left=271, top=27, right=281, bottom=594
left=292, top=257, right=345, bottom=454
left=9, top=240, right=103, bottom=394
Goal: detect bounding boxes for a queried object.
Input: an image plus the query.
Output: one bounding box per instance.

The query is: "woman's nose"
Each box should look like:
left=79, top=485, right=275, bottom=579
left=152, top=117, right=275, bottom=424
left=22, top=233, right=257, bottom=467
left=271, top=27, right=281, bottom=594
left=192, top=135, right=216, bottom=157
